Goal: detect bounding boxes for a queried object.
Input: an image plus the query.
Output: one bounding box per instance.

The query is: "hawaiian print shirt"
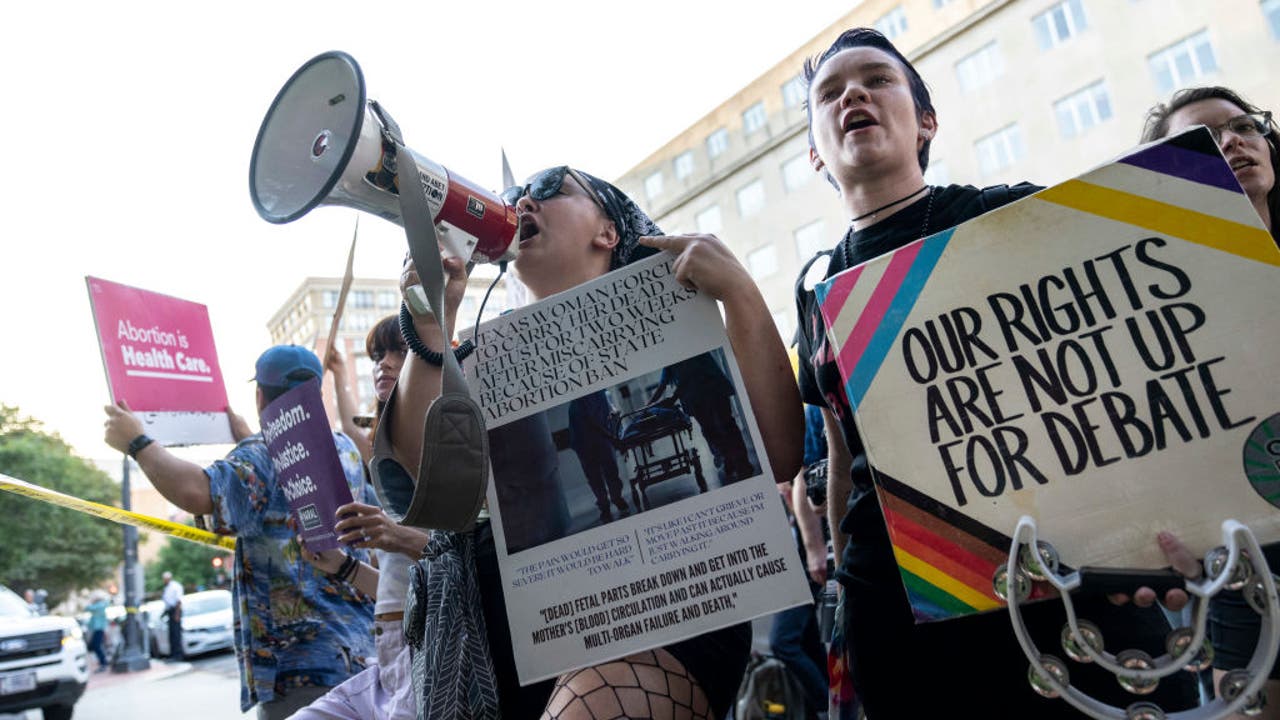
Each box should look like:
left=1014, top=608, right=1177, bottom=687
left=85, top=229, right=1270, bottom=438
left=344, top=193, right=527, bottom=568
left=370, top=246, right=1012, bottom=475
left=205, top=432, right=377, bottom=711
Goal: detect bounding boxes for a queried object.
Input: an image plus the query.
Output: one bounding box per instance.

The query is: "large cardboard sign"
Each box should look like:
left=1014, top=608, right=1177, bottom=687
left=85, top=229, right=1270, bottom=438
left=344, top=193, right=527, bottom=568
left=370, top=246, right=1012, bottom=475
left=259, top=379, right=354, bottom=552
left=815, top=129, right=1280, bottom=622
left=86, top=276, right=232, bottom=445
left=466, top=253, right=811, bottom=684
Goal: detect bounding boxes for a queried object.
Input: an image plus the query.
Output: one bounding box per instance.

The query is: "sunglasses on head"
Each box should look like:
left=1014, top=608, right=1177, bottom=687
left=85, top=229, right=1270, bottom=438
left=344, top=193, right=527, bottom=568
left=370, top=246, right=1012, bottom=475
left=501, top=166, right=608, bottom=214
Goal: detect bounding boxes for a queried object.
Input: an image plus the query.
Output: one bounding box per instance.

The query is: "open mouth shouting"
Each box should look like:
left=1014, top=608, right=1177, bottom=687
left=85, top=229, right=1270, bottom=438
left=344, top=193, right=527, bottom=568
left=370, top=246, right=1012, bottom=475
left=518, top=215, right=540, bottom=247
left=842, top=109, right=879, bottom=133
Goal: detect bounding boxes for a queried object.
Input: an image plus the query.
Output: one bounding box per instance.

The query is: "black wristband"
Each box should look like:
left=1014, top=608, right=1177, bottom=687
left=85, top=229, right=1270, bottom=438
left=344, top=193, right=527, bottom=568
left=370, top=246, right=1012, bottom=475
left=127, top=434, right=155, bottom=459
left=331, top=554, right=358, bottom=582
left=399, top=303, right=475, bottom=367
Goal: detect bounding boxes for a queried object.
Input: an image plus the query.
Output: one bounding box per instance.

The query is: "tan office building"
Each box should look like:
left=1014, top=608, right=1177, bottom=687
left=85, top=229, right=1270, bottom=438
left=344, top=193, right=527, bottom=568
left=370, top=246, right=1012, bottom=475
left=615, top=0, right=1280, bottom=340
left=268, top=275, right=509, bottom=424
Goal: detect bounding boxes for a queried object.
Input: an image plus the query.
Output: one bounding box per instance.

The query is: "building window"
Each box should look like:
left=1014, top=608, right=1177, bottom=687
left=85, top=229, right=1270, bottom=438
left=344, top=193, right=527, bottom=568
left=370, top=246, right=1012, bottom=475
left=933, top=0, right=956, bottom=7
left=1148, top=30, right=1218, bottom=97
left=322, top=290, right=339, bottom=309
left=351, top=290, right=374, bottom=309
left=781, top=75, right=806, bottom=109
left=1266, top=0, right=1280, bottom=39
left=695, top=205, right=722, bottom=235
left=874, top=6, right=909, bottom=40
left=975, top=124, right=1026, bottom=176
left=747, top=244, right=779, bottom=279
left=781, top=153, right=814, bottom=192
left=955, top=41, right=1005, bottom=94
left=923, top=160, right=950, bottom=186
left=377, top=290, right=397, bottom=308
left=736, top=179, right=766, bottom=218
left=1054, top=80, right=1113, bottom=138
left=1032, top=0, right=1088, bottom=51
left=706, top=127, right=729, bottom=159
left=794, top=220, right=828, bottom=261
left=743, top=102, right=768, bottom=135
left=644, top=171, right=664, bottom=200
left=674, top=151, right=695, bottom=180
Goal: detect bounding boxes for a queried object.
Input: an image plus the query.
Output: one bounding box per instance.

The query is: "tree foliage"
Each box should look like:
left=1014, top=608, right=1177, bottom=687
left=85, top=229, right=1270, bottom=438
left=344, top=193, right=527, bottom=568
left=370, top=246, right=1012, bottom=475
left=0, top=405, right=123, bottom=607
left=145, top=534, right=229, bottom=594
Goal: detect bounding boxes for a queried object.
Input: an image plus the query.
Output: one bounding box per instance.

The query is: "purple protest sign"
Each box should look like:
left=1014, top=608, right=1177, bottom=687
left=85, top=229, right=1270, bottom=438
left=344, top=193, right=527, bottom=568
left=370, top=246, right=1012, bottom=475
left=260, top=379, right=353, bottom=552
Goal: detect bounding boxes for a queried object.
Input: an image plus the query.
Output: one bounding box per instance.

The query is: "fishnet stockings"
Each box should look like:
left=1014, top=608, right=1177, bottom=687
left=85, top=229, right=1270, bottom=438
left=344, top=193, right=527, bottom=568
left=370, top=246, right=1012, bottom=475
left=541, top=649, right=712, bottom=720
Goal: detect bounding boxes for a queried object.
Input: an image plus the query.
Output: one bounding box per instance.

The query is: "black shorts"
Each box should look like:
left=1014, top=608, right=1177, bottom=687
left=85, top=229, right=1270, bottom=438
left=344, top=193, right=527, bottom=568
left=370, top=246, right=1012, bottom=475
left=474, top=522, right=751, bottom=719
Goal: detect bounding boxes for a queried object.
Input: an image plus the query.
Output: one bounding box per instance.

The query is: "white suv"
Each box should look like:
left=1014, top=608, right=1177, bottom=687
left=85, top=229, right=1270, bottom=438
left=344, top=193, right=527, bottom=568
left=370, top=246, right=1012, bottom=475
left=0, top=585, right=88, bottom=720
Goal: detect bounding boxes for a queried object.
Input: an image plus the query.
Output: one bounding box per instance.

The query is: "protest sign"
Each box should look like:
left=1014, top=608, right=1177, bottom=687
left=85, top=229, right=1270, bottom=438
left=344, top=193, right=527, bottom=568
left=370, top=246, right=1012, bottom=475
left=465, top=252, right=811, bottom=684
left=259, top=379, right=353, bottom=552
left=86, top=276, right=232, bottom=445
left=815, top=128, right=1280, bottom=622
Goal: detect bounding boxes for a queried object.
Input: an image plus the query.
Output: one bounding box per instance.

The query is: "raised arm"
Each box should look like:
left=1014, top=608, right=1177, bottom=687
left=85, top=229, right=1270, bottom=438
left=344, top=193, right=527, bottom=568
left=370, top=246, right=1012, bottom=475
left=325, top=346, right=372, bottom=462
left=103, top=401, right=213, bottom=515
left=639, top=234, right=804, bottom=484
left=386, top=255, right=469, bottom=475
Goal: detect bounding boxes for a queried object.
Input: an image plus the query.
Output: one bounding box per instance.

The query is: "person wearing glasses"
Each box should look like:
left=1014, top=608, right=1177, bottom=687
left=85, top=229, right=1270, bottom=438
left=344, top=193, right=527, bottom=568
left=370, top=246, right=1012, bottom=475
left=1142, top=86, right=1277, bottom=245
left=794, top=28, right=1197, bottom=717
left=376, top=165, right=802, bottom=719
left=1133, top=86, right=1280, bottom=720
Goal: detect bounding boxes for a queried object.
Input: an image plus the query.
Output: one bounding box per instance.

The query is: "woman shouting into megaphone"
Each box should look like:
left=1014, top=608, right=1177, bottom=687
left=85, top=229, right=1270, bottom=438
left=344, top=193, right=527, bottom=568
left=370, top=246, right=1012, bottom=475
left=373, top=166, right=802, bottom=720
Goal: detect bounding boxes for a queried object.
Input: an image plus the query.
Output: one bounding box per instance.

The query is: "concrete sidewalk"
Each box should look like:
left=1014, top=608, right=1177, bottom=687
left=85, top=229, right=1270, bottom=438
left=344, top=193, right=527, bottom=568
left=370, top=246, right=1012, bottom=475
left=74, top=657, right=251, bottom=719
left=0, top=656, right=251, bottom=720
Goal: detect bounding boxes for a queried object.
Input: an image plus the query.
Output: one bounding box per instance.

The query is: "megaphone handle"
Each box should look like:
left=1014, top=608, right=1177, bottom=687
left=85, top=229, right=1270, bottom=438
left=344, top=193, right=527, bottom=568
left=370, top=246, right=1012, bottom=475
left=405, top=285, right=431, bottom=317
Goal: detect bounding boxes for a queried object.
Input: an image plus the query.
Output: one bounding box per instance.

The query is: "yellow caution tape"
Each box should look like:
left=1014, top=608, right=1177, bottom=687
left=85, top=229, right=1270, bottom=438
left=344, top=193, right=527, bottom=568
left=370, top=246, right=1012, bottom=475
left=0, top=472, right=235, bottom=551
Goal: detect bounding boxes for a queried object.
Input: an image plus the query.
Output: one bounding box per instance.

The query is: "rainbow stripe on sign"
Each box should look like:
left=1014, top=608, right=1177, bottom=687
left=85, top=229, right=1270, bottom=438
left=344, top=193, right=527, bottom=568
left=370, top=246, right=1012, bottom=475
left=814, top=229, right=955, bottom=410
left=876, top=472, right=1014, bottom=620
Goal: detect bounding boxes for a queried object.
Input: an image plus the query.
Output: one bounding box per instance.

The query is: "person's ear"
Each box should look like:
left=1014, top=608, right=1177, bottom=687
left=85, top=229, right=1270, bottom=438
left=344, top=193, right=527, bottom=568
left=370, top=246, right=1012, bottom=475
left=255, top=386, right=267, bottom=413
left=918, top=112, right=938, bottom=150
left=809, top=146, right=825, bottom=173
left=593, top=220, right=619, bottom=252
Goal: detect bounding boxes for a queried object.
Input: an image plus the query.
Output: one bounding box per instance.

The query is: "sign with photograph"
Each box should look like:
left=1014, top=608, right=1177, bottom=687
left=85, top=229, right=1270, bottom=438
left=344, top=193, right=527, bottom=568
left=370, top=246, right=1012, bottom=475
left=465, top=253, right=811, bottom=684
left=86, top=276, right=232, bottom=445
left=815, top=128, right=1280, bottom=622
left=259, top=379, right=354, bottom=552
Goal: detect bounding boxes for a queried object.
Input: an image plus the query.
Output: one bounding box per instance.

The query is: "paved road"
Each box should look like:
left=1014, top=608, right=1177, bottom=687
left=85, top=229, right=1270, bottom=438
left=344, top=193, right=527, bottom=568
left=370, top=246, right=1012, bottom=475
left=2, top=651, right=249, bottom=720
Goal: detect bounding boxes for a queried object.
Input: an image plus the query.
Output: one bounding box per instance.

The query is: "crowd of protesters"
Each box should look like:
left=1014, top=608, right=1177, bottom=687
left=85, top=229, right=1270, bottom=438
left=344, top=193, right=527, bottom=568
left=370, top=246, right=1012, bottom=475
left=95, top=23, right=1279, bottom=720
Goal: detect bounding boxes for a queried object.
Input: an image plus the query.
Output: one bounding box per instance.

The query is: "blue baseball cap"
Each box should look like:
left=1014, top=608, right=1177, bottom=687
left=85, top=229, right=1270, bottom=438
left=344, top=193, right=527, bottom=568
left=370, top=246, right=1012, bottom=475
left=253, top=345, right=322, bottom=389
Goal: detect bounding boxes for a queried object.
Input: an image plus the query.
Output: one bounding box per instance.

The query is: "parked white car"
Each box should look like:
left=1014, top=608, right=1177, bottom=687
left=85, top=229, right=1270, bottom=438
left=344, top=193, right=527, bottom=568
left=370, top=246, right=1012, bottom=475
left=147, top=589, right=234, bottom=658
left=0, top=585, right=88, bottom=720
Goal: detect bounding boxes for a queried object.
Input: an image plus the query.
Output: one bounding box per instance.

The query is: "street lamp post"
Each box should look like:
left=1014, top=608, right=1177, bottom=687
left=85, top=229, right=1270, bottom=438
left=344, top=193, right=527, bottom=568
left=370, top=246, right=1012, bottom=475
left=112, top=456, right=151, bottom=672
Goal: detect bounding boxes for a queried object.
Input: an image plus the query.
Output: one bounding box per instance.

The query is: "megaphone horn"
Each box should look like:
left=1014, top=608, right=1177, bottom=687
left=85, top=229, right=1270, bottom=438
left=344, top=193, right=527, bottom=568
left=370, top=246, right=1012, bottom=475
left=249, top=51, right=518, bottom=264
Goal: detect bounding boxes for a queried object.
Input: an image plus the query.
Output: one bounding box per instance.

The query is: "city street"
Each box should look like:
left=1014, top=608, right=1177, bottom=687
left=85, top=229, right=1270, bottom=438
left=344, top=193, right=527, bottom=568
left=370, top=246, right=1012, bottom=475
left=2, top=651, right=250, bottom=720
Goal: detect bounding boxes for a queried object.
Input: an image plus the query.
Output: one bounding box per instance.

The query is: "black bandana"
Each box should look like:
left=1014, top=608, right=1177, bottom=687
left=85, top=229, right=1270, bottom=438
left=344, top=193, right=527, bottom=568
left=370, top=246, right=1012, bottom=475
left=575, top=170, right=664, bottom=270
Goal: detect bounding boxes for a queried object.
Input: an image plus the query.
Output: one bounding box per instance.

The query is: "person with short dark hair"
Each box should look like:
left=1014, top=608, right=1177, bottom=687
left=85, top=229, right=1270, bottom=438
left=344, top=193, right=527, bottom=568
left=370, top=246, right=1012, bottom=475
left=103, top=345, right=377, bottom=719
left=795, top=27, right=1196, bottom=716
left=326, top=314, right=407, bottom=463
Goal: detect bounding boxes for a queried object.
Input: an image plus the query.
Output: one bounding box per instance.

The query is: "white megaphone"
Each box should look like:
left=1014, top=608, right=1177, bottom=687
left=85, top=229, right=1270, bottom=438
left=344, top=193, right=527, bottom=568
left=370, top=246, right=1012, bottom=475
left=249, top=51, right=518, bottom=266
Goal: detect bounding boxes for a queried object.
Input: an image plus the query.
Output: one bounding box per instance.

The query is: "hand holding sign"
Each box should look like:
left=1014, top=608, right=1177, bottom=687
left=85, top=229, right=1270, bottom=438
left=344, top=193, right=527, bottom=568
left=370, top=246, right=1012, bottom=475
left=103, top=401, right=146, bottom=454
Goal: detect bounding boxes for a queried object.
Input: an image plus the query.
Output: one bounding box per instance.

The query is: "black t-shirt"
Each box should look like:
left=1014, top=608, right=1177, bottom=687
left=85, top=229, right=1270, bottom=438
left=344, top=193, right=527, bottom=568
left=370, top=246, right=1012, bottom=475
left=794, top=183, right=1041, bottom=587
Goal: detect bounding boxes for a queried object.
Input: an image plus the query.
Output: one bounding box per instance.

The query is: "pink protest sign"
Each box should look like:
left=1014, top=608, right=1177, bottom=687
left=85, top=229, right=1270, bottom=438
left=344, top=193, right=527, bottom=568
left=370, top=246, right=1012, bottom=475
left=87, top=276, right=233, bottom=446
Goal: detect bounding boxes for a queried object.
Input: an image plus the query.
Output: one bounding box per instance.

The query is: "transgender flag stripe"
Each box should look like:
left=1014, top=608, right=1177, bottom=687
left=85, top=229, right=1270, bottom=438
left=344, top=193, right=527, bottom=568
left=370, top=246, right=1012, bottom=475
left=819, top=229, right=955, bottom=409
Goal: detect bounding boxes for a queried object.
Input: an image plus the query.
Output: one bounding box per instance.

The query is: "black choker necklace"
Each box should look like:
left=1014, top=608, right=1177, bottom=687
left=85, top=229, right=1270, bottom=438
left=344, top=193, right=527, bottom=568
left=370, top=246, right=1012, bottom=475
left=842, top=186, right=936, bottom=269
left=848, top=185, right=928, bottom=226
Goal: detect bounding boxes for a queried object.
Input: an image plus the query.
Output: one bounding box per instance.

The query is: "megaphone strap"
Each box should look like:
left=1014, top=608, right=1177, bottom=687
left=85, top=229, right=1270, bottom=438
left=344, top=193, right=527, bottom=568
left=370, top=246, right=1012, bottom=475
left=394, top=137, right=489, bottom=533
